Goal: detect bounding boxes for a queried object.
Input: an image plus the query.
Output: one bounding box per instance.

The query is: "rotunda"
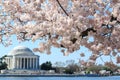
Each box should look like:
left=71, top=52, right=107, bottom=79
left=5, top=46, right=39, bottom=70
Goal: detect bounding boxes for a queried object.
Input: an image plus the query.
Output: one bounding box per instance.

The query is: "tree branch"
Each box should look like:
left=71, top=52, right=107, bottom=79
left=80, top=27, right=96, bottom=38
left=101, top=24, right=114, bottom=40
left=56, top=0, right=69, bottom=16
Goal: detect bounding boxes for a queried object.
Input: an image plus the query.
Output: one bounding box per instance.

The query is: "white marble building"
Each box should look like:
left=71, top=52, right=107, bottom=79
left=5, top=46, right=39, bottom=70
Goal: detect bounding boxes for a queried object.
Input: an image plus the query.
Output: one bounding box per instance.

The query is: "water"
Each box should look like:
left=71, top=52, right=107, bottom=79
left=0, top=76, right=120, bottom=80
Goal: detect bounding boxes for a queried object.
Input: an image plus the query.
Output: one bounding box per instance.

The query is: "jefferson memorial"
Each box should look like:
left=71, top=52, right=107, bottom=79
left=2, top=46, right=40, bottom=74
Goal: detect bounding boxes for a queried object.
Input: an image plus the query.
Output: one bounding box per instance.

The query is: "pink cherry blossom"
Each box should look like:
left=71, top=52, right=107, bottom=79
left=0, top=0, right=120, bottom=64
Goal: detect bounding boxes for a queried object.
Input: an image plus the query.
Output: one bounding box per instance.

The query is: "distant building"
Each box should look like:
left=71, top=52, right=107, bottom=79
left=1, top=46, right=40, bottom=74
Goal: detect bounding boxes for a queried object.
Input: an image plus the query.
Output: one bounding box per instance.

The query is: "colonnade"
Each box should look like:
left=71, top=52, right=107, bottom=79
left=13, top=56, right=39, bottom=69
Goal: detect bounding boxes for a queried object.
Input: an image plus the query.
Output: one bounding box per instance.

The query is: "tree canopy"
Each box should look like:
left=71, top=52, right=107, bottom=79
left=41, top=61, right=52, bottom=70
left=0, top=55, right=7, bottom=70
left=0, top=0, right=120, bottom=66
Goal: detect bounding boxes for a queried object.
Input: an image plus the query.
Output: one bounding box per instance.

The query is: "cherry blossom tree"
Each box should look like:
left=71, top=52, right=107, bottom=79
left=0, top=0, right=120, bottom=65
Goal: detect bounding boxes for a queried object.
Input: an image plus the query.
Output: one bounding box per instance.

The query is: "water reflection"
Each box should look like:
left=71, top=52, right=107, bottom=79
left=0, top=76, right=120, bottom=80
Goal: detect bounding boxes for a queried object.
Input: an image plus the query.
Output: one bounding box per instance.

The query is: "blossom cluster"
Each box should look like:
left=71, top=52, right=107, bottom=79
left=0, top=0, right=120, bottom=65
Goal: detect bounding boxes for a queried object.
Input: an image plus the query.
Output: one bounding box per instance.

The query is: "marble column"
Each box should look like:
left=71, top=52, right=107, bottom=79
left=20, top=58, right=22, bottom=69
left=8, top=58, right=10, bottom=68
left=18, top=58, right=19, bottom=69
left=15, top=57, right=17, bottom=69
left=18, top=58, right=20, bottom=69
left=9, top=58, right=11, bottom=69
left=17, top=58, right=19, bottom=69
left=30, top=58, right=32, bottom=69
left=16, top=58, right=17, bottom=69
left=13, top=56, right=15, bottom=69
left=8, top=58, right=9, bottom=69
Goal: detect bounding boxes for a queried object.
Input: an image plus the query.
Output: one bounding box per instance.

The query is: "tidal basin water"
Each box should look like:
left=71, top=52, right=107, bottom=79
left=0, top=76, right=120, bottom=80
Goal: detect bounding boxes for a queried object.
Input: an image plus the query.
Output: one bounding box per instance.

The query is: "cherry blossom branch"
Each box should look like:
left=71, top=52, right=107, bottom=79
left=56, top=0, right=69, bottom=16
left=19, top=32, right=29, bottom=40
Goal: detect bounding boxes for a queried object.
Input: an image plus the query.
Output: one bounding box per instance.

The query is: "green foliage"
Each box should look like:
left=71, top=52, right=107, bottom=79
left=102, top=66, right=111, bottom=71
left=85, top=70, right=90, bottom=74
left=1, top=55, right=7, bottom=60
left=85, top=65, right=115, bottom=74
left=102, top=66, right=113, bottom=74
left=0, top=62, right=7, bottom=70
left=86, top=66, right=102, bottom=74
left=64, top=68, right=74, bottom=74
left=40, top=61, right=52, bottom=70
left=0, top=55, right=7, bottom=70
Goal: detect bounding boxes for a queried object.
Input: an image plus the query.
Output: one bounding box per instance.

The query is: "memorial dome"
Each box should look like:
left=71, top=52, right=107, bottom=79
left=8, top=46, right=34, bottom=56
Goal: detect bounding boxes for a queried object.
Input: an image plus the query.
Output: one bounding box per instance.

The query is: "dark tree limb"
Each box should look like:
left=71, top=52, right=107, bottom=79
left=110, top=15, right=120, bottom=24
left=101, top=23, right=114, bottom=40
left=80, top=27, right=96, bottom=38
left=70, top=38, right=77, bottom=44
left=56, top=0, right=69, bottom=16
left=110, top=15, right=117, bottom=22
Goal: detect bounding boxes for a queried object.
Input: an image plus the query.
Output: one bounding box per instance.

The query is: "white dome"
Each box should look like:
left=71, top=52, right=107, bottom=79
left=8, top=46, right=34, bottom=56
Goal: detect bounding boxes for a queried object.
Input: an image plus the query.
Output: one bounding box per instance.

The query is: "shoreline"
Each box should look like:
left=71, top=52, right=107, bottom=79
left=0, top=74, right=102, bottom=77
